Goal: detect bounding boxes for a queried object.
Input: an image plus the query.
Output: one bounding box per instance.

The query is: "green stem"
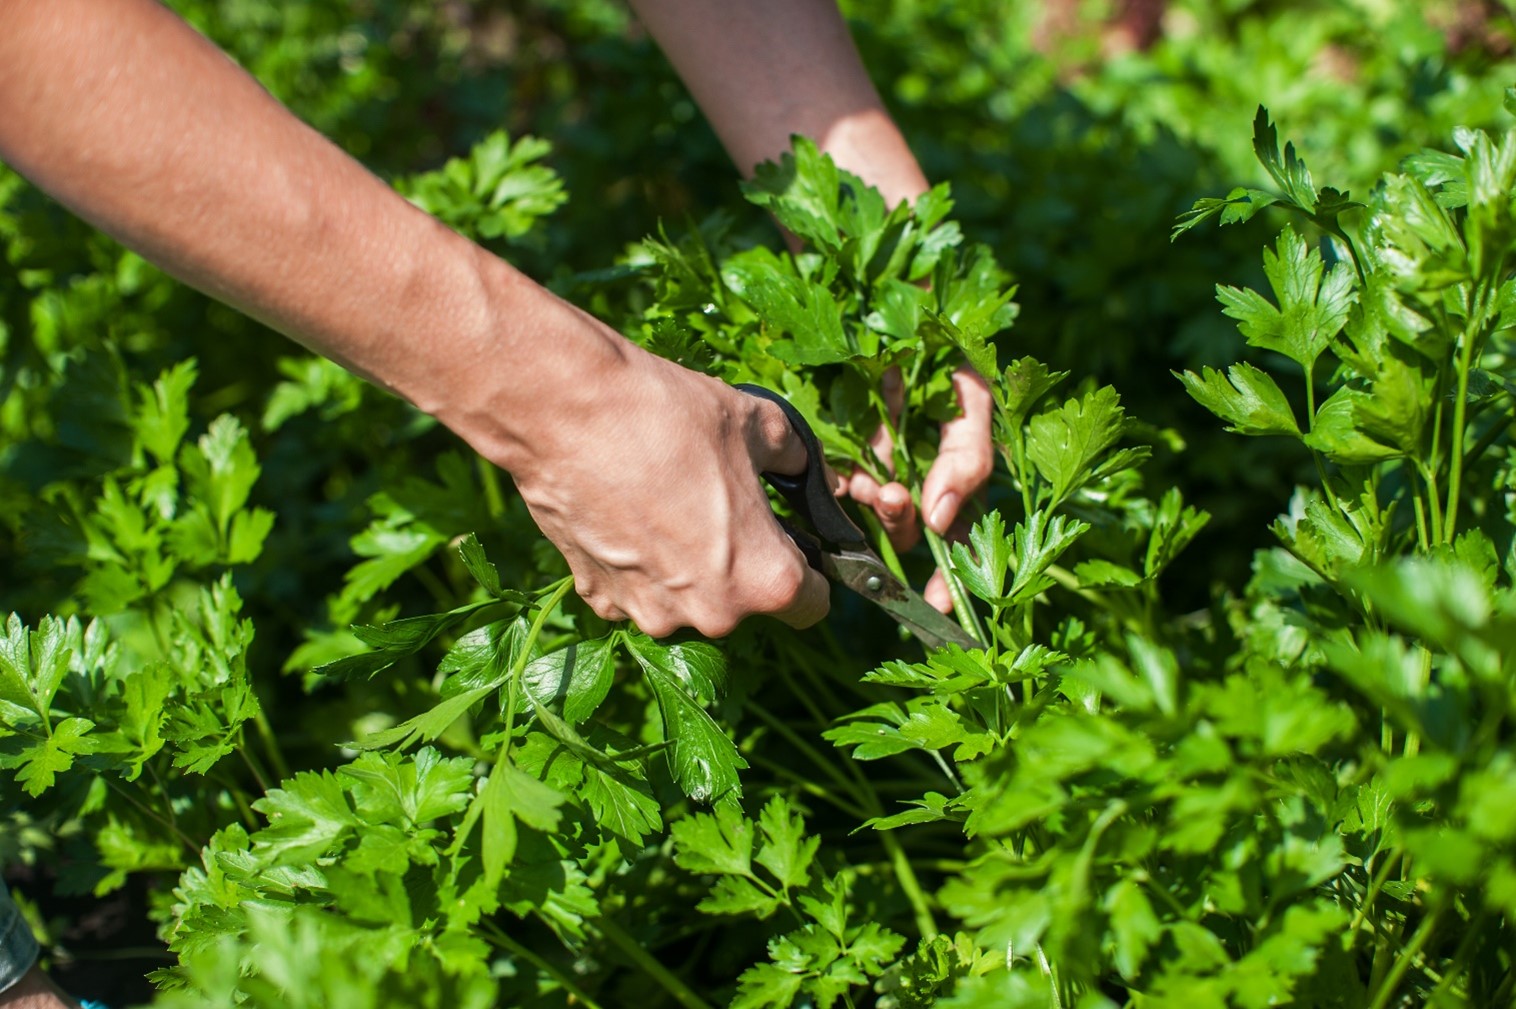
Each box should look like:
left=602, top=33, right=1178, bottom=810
left=476, top=456, right=508, bottom=521
left=1410, top=478, right=1432, bottom=554
left=104, top=778, right=200, bottom=857
left=1404, top=648, right=1431, bottom=757
left=1303, top=361, right=1339, bottom=511
left=237, top=741, right=272, bottom=795
left=482, top=922, right=605, bottom=1009
left=1348, top=852, right=1400, bottom=941
left=501, top=578, right=574, bottom=763
left=745, top=752, right=870, bottom=820
left=1426, top=909, right=1485, bottom=1004
left=1011, top=429, right=1036, bottom=521
left=924, top=526, right=986, bottom=645
left=598, top=916, right=715, bottom=1009
left=881, top=822, right=939, bottom=938
left=745, top=700, right=863, bottom=802
left=859, top=507, right=909, bottom=583
left=251, top=703, right=290, bottom=782
left=1444, top=316, right=1480, bottom=543
left=1367, top=903, right=1443, bottom=1009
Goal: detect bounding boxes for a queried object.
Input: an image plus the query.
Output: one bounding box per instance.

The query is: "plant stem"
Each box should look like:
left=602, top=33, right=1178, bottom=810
left=1410, top=477, right=1432, bottom=553
left=1444, top=316, right=1480, bottom=543
left=924, top=525, right=987, bottom=644
left=859, top=507, right=909, bottom=583
left=105, top=778, right=200, bottom=857
left=482, top=921, right=606, bottom=1009
left=1348, top=851, right=1401, bottom=941
left=476, top=456, right=507, bottom=521
left=597, top=916, right=715, bottom=1009
left=251, top=703, right=290, bottom=781
left=1303, top=361, right=1339, bottom=511
left=501, top=578, right=574, bottom=763
left=1426, top=909, right=1486, bottom=1004
left=745, top=700, right=862, bottom=802
left=1367, top=903, right=1443, bottom=1009
left=745, top=752, right=870, bottom=819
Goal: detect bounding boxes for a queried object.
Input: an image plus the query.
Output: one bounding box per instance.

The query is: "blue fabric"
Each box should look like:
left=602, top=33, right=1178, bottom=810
left=0, top=881, right=39, bottom=993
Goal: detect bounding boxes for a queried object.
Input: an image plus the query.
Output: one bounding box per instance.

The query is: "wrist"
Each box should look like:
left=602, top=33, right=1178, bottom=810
left=414, top=248, right=637, bottom=480
left=816, top=108, right=930, bottom=209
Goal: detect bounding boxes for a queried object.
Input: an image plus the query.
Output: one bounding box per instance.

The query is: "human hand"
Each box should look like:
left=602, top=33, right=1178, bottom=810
left=486, top=309, right=832, bottom=639
left=839, top=364, right=994, bottom=614
left=0, top=968, right=77, bottom=1009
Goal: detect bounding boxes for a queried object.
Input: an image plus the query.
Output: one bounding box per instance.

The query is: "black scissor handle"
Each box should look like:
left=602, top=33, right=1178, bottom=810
left=736, top=384, right=869, bottom=554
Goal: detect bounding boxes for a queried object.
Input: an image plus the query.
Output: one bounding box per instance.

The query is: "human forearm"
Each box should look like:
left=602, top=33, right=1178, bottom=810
left=627, top=0, right=929, bottom=207
left=0, top=0, right=828, bottom=637
left=0, top=0, right=626, bottom=473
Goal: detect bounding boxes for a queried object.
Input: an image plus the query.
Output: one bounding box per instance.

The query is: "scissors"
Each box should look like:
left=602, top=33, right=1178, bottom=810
left=738, top=384, right=981, bottom=652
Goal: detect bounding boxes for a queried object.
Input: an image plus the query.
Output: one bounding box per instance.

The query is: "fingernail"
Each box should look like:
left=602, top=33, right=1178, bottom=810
left=928, top=493, right=958, bottom=534
left=881, top=497, right=905, bottom=520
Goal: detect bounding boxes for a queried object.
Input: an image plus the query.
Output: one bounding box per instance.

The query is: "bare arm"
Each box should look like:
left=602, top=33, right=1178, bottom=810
left=626, top=0, right=929, bottom=208
left=632, top=0, right=994, bottom=611
left=0, top=0, right=828, bottom=637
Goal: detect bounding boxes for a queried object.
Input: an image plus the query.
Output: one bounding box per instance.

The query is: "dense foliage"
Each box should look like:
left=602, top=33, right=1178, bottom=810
left=3, top=2, right=1516, bottom=1007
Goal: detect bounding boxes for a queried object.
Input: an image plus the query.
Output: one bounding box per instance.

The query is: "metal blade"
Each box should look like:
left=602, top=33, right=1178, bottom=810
left=823, top=550, right=982, bottom=652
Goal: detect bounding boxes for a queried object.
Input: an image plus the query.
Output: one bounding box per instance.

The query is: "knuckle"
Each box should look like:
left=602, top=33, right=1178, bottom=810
left=968, top=455, right=995, bottom=486
left=636, top=614, right=679, bottom=639
left=694, top=614, right=740, bottom=640
left=753, top=559, right=806, bottom=612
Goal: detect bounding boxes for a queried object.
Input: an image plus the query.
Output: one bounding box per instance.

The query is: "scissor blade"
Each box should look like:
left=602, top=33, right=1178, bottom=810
left=824, top=552, right=982, bottom=652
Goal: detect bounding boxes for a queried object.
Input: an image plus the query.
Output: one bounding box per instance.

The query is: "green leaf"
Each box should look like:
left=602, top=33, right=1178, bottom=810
left=995, top=357, right=1068, bottom=428
left=1216, top=227, right=1355, bottom=374
left=7, top=716, right=97, bottom=796
left=400, top=130, right=565, bottom=243
left=319, top=598, right=510, bottom=682
left=521, top=636, right=616, bottom=724
left=1252, top=106, right=1317, bottom=213
left=252, top=770, right=360, bottom=864
left=1002, top=512, right=1090, bottom=606
left=949, top=511, right=1012, bottom=604
left=755, top=796, right=818, bottom=893
left=1303, top=387, right=1403, bottom=464
left=626, top=635, right=746, bottom=802
left=699, top=876, right=783, bottom=918
left=0, top=614, right=72, bottom=717
left=339, top=747, right=475, bottom=825
left=727, top=253, right=855, bottom=365
left=133, top=359, right=197, bottom=466
left=1172, top=186, right=1280, bottom=239
left=578, top=747, right=661, bottom=858
left=731, top=963, right=805, bottom=1009
left=1027, top=386, right=1129, bottom=508
left=456, top=533, right=502, bottom=597
left=861, top=791, right=962, bottom=831
left=1145, top=487, right=1211, bottom=579
left=470, top=761, right=565, bottom=889
left=671, top=804, right=755, bottom=877
left=348, top=682, right=496, bottom=752
left=742, top=135, right=845, bottom=251
left=1176, top=363, right=1300, bottom=437
left=179, top=414, right=262, bottom=536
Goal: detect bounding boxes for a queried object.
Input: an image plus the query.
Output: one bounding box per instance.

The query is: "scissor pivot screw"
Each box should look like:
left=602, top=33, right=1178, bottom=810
left=864, top=575, right=883, bottom=593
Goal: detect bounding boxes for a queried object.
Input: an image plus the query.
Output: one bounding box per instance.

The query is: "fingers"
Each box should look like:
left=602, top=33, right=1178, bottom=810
left=748, top=396, right=807, bottom=476
left=764, top=544, right=832, bottom=631
left=921, top=366, right=994, bottom=535
left=603, top=541, right=830, bottom=640
left=924, top=569, right=953, bottom=615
